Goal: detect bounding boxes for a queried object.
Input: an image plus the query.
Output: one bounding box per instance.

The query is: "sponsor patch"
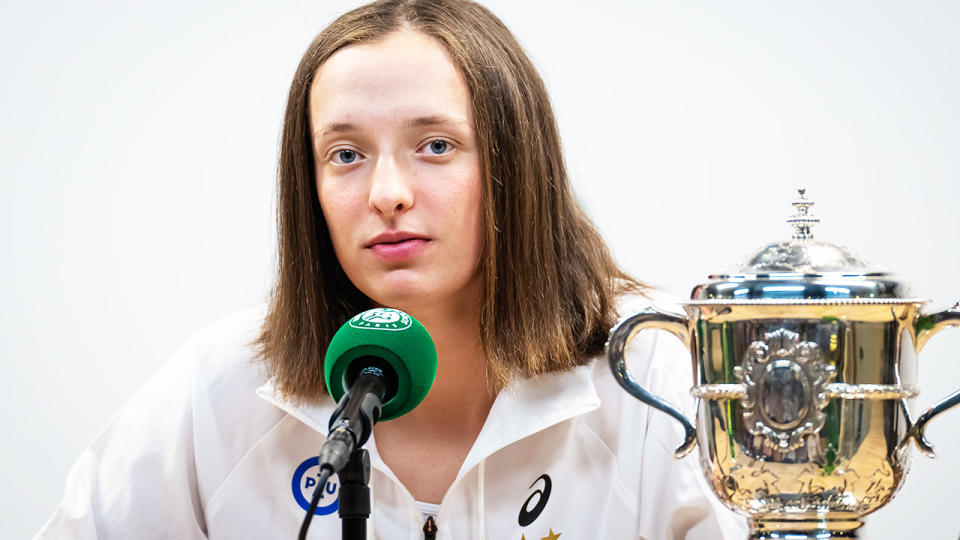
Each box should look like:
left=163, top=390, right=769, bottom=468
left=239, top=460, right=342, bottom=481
left=291, top=456, right=339, bottom=515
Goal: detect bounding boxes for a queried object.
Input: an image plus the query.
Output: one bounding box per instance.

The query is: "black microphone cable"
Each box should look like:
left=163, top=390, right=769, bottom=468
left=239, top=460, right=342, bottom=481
left=298, top=466, right=334, bottom=540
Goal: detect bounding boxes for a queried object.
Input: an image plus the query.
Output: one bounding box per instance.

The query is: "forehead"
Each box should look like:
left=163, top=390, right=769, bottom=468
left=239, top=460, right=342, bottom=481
left=309, top=30, right=472, bottom=127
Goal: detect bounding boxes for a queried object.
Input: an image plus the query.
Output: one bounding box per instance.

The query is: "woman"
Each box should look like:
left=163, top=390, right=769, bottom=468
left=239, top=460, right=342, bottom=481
left=38, top=1, right=746, bottom=538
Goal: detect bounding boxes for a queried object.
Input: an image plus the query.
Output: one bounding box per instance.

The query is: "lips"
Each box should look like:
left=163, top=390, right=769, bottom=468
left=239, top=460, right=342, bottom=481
left=365, top=231, right=429, bottom=246
left=365, top=231, right=431, bottom=262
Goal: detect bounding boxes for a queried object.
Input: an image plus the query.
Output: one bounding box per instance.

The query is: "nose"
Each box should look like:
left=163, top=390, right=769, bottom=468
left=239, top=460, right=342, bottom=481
left=368, top=155, right=414, bottom=218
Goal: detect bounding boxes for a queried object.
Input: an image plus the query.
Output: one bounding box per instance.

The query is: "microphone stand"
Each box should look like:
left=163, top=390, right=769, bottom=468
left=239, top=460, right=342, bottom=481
left=338, top=447, right=371, bottom=540
left=307, top=363, right=391, bottom=539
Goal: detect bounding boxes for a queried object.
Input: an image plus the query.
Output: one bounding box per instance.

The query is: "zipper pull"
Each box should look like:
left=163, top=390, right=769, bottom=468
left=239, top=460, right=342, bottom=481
left=422, top=515, right=438, bottom=540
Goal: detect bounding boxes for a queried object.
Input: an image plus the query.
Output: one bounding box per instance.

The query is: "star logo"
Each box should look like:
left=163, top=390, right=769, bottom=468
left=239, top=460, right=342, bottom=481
left=520, top=530, right=561, bottom=540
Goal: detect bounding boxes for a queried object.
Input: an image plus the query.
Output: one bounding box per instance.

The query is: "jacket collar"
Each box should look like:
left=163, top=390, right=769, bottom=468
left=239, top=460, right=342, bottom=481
left=254, top=381, right=335, bottom=434
left=455, top=364, right=600, bottom=481
left=255, top=363, right=601, bottom=482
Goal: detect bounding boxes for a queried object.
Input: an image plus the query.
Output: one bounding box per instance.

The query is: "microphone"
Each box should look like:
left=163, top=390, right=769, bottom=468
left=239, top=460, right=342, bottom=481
left=318, top=307, right=438, bottom=473
left=299, top=308, right=437, bottom=540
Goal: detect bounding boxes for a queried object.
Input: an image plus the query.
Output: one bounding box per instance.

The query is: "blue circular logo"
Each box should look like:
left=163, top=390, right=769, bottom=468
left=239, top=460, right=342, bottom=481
left=292, top=456, right=339, bottom=515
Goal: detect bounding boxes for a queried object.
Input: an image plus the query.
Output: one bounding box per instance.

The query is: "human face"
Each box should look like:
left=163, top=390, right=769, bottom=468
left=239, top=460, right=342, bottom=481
left=309, top=30, right=483, bottom=313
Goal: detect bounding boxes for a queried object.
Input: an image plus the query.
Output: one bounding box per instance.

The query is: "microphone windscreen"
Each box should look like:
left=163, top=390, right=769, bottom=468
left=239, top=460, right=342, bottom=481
left=324, top=308, right=437, bottom=421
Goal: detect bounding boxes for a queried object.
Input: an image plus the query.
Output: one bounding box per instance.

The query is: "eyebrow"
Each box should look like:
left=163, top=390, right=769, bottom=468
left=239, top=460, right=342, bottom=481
left=316, top=122, right=360, bottom=137
left=313, top=116, right=470, bottom=138
left=404, top=115, right=470, bottom=129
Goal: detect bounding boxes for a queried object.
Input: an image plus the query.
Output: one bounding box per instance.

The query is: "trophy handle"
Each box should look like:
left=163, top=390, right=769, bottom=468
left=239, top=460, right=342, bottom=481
left=909, top=302, right=960, bottom=457
left=607, top=307, right=697, bottom=458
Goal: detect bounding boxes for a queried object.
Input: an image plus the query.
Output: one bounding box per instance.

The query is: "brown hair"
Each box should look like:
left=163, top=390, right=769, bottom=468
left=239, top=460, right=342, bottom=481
left=256, top=0, right=643, bottom=402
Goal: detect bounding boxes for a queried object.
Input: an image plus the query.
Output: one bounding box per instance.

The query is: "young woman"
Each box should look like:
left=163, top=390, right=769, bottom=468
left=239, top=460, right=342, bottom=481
left=38, top=1, right=746, bottom=538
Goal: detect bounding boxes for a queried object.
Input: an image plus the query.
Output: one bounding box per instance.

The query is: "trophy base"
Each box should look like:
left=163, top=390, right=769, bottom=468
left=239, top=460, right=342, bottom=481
left=749, top=512, right=863, bottom=539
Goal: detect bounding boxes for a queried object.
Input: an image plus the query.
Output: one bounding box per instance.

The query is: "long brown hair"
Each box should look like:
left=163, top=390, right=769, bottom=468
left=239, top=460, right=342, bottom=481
left=256, top=0, right=643, bottom=403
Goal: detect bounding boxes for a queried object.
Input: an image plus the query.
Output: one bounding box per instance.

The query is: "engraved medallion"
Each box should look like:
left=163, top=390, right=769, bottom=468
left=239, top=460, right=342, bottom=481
left=735, top=329, right=835, bottom=452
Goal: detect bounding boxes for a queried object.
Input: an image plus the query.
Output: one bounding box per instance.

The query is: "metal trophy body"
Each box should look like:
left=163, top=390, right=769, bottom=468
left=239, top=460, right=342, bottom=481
left=608, top=191, right=960, bottom=539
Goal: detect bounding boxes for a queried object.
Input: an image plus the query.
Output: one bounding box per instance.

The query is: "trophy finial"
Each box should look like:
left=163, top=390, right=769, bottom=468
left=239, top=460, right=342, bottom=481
left=787, top=188, right=819, bottom=240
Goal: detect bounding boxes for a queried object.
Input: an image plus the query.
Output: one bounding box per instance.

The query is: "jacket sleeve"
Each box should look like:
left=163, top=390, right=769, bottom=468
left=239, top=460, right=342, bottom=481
left=633, top=330, right=750, bottom=540
left=34, top=336, right=208, bottom=540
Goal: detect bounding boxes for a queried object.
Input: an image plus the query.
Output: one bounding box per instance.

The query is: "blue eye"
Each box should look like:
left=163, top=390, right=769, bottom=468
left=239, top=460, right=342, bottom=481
left=337, top=149, right=357, bottom=164
left=427, top=140, right=448, bottom=154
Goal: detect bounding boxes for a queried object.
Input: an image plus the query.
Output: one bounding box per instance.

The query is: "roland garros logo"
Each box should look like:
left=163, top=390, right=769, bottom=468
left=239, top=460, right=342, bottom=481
left=349, top=308, right=412, bottom=331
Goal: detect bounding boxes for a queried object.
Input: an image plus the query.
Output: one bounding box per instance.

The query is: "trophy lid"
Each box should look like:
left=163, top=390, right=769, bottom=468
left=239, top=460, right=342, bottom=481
left=690, top=189, right=916, bottom=302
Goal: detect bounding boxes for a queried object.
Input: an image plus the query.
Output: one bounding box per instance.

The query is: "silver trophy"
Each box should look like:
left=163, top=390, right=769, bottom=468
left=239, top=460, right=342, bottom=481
left=608, top=190, right=960, bottom=539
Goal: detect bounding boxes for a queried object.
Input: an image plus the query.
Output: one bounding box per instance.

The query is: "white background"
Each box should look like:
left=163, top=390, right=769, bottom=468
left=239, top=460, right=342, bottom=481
left=3, top=1, right=959, bottom=538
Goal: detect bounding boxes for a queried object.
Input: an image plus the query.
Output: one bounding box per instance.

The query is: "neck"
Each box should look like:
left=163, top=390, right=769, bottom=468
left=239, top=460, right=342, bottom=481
left=369, top=281, right=496, bottom=503
left=377, top=281, right=495, bottom=438
left=410, top=306, right=494, bottom=432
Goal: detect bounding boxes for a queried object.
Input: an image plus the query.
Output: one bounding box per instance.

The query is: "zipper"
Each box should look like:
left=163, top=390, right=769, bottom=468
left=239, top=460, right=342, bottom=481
left=422, top=516, right=438, bottom=540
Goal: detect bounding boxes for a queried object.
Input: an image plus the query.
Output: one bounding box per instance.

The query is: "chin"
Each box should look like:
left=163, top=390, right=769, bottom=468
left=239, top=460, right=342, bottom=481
left=361, top=278, right=432, bottom=309
left=353, top=269, right=480, bottom=314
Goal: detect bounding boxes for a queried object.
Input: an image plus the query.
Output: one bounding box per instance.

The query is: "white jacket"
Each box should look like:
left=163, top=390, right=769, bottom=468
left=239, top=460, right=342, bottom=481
left=36, top=302, right=748, bottom=539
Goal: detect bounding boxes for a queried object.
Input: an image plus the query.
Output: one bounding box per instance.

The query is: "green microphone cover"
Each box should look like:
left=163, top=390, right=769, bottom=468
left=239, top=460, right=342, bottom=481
left=324, top=308, right=437, bottom=421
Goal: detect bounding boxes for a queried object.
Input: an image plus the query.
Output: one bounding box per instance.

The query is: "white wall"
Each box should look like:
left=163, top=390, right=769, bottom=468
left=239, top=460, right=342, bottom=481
left=3, top=1, right=958, bottom=538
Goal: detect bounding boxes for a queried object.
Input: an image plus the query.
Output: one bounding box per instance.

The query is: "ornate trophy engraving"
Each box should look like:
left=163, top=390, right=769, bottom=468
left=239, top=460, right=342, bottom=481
left=736, top=329, right=835, bottom=452
left=608, top=190, right=960, bottom=539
